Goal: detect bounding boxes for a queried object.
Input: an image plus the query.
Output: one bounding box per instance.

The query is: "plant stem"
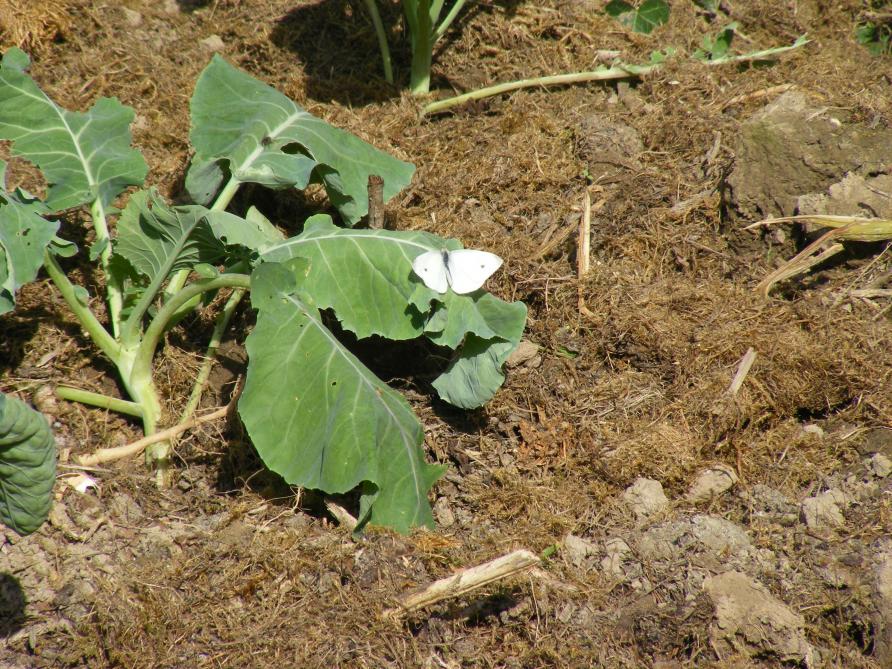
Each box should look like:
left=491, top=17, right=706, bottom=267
left=178, top=287, right=245, bottom=424
left=131, top=274, right=252, bottom=397
left=433, top=0, right=468, bottom=41
left=422, top=64, right=658, bottom=114
left=362, top=0, right=394, bottom=84
left=89, top=199, right=124, bottom=337
left=42, top=250, right=121, bottom=363
left=55, top=386, right=144, bottom=417
left=408, top=0, right=434, bottom=95
left=130, top=273, right=250, bottom=484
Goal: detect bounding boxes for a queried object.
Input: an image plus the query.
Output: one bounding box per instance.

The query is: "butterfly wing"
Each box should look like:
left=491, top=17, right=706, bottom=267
left=412, top=250, right=450, bottom=293
left=444, top=249, right=503, bottom=294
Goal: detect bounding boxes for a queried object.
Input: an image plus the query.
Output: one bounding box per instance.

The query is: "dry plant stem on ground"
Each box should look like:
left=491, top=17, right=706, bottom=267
left=749, top=215, right=892, bottom=295
left=75, top=403, right=232, bottom=466
left=384, top=549, right=541, bottom=619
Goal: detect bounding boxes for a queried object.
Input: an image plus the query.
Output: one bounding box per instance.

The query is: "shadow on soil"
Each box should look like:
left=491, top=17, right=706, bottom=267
left=268, top=0, right=523, bottom=105
left=0, top=573, right=27, bottom=639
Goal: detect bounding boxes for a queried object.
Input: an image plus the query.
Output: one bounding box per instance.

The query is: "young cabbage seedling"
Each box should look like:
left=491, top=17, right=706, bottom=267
left=0, top=49, right=526, bottom=533
left=363, top=0, right=468, bottom=94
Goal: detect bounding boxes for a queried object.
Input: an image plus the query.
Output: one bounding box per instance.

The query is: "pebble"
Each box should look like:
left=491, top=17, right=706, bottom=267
left=600, top=537, right=632, bottom=580
left=685, top=464, right=738, bottom=503
left=870, top=453, right=892, bottom=478
left=201, top=35, right=225, bottom=52
left=622, top=478, right=669, bottom=520
left=563, top=533, right=597, bottom=569
left=800, top=489, right=850, bottom=531
left=703, top=571, right=817, bottom=665
left=432, top=497, right=455, bottom=527
left=505, top=340, right=541, bottom=368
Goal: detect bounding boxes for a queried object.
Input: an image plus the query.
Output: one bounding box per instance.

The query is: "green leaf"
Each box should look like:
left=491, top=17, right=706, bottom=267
left=202, top=209, right=284, bottom=252
left=0, top=392, right=56, bottom=536
left=417, top=290, right=527, bottom=349
left=606, top=0, right=668, bottom=35
left=261, top=215, right=446, bottom=339
left=240, top=261, right=444, bottom=533
left=187, top=55, right=415, bottom=225
left=0, top=177, right=56, bottom=315
left=114, top=189, right=224, bottom=285
left=431, top=336, right=518, bottom=409
left=0, top=48, right=148, bottom=211
left=605, top=0, right=634, bottom=17
left=261, top=215, right=527, bottom=408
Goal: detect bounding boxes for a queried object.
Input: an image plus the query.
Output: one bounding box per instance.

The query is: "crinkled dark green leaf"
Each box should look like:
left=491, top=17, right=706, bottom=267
left=0, top=48, right=147, bottom=211
left=0, top=392, right=56, bottom=536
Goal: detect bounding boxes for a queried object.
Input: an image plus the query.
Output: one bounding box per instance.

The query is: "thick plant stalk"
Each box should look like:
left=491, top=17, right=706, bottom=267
left=130, top=273, right=251, bottom=483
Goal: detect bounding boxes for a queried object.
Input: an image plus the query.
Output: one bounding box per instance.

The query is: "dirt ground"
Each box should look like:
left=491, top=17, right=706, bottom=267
left=3, top=0, right=892, bottom=667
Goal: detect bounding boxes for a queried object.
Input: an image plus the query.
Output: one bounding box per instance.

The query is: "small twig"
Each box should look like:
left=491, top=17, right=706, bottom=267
left=384, top=549, right=541, bottom=619
left=727, top=347, right=757, bottom=396
left=325, top=501, right=358, bottom=531
left=577, top=191, right=596, bottom=319
left=577, top=190, right=592, bottom=279
left=722, top=83, right=794, bottom=109
left=76, top=403, right=233, bottom=466
left=366, top=175, right=386, bottom=230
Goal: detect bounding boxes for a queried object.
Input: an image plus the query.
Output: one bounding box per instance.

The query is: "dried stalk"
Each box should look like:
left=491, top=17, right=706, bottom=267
left=384, top=549, right=541, bottom=619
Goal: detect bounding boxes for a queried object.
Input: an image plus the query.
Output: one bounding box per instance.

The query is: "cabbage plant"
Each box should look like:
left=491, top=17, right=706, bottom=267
left=0, top=49, right=525, bottom=533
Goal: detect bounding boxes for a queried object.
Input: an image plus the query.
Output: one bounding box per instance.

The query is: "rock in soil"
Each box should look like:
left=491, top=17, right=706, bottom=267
left=799, top=488, right=851, bottom=531
left=725, top=90, right=892, bottom=222
left=685, top=464, right=739, bottom=504
left=703, top=570, right=818, bottom=666
left=622, top=477, right=669, bottom=520
left=562, top=533, right=597, bottom=569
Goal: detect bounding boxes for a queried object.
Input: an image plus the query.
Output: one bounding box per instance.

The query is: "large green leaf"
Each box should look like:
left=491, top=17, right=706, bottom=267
left=239, top=261, right=444, bottom=533
left=0, top=48, right=148, bottom=211
left=261, top=214, right=527, bottom=407
left=261, top=215, right=445, bottom=339
left=0, top=161, right=57, bottom=315
left=0, top=392, right=56, bottom=536
left=186, top=55, right=415, bottom=225
left=421, top=294, right=527, bottom=408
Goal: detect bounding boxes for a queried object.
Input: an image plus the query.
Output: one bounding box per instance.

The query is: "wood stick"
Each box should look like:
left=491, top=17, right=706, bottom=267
left=75, top=404, right=230, bottom=466
left=727, top=347, right=757, bottom=396
left=578, top=190, right=592, bottom=278
left=577, top=191, right=597, bottom=319
left=384, top=549, right=541, bottom=619
left=367, top=174, right=385, bottom=229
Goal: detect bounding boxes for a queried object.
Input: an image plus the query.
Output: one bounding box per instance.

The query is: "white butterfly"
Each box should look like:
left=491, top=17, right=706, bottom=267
left=412, top=248, right=503, bottom=294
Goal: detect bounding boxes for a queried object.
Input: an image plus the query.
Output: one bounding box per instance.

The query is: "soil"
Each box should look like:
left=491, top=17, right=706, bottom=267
left=2, top=1, right=892, bottom=667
